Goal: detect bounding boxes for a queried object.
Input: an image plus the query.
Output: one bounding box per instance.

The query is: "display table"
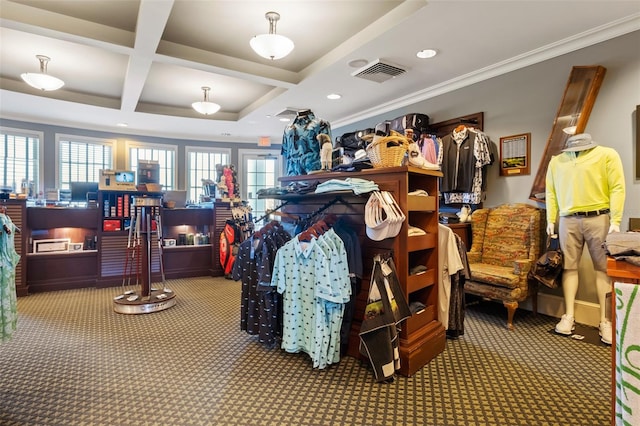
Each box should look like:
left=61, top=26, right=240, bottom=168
left=607, top=257, right=640, bottom=426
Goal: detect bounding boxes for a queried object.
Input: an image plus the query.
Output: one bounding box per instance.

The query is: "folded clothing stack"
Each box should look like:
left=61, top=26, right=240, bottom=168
left=315, top=178, right=379, bottom=195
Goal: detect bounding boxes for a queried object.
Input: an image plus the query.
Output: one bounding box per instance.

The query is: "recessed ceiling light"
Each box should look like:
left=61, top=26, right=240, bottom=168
left=116, top=122, right=128, bottom=127
left=279, top=118, right=290, bottom=122
left=417, top=49, right=437, bottom=59
left=348, top=59, right=369, bottom=68
left=327, top=93, right=341, bottom=100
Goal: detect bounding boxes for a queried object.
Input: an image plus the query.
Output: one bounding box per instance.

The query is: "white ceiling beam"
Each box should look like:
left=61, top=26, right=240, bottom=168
left=120, top=0, right=175, bottom=112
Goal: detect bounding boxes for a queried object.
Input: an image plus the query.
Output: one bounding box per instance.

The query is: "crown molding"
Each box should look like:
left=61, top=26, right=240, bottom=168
left=333, top=13, right=640, bottom=129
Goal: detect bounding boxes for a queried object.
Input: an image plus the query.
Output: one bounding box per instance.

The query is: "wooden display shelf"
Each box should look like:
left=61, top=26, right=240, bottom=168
left=407, top=233, right=437, bottom=252
left=406, top=268, right=436, bottom=293
left=163, top=244, right=213, bottom=279
left=278, top=166, right=445, bottom=377
left=407, top=195, right=436, bottom=211
left=403, top=305, right=436, bottom=336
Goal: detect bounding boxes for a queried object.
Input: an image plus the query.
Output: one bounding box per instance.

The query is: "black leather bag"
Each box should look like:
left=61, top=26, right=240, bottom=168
left=528, top=235, right=563, bottom=289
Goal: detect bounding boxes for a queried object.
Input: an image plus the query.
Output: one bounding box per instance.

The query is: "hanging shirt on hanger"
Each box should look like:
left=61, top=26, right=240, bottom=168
left=439, top=127, right=492, bottom=205
left=271, top=228, right=351, bottom=369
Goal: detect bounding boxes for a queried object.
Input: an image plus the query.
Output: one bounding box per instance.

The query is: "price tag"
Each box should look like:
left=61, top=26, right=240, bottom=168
left=381, top=261, right=393, bottom=276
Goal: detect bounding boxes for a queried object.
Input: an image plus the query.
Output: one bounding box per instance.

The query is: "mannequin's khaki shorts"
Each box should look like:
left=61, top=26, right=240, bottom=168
left=558, top=214, right=609, bottom=271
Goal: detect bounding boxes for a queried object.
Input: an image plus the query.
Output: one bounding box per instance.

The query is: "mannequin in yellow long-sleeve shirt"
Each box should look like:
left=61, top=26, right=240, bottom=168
left=545, top=133, right=625, bottom=344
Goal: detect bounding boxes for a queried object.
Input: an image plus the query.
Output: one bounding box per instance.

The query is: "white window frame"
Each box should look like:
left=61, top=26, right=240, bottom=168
left=125, top=140, right=178, bottom=190
left=185, top=146, right=231, bottom=202
left=55, top=133, right=115, bottom=189
left=0, top=126, right=44, bottom=195
left=238, top=148, right=282, bottom=222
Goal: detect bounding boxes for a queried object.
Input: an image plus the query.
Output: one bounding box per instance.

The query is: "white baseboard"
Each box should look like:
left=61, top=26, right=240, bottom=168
left=519, top=293, right=602, bottom=327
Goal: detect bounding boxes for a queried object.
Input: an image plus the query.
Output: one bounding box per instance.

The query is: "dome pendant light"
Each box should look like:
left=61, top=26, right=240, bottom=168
left=250, top=11, right=294, bottom=60
left=192, top=86, right=221, bottom=115
left=21, top=55, right=65, bottom=91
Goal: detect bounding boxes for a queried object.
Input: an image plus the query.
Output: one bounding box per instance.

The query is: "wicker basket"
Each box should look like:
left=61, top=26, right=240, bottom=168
left=365, top=131, right=408, bottom=168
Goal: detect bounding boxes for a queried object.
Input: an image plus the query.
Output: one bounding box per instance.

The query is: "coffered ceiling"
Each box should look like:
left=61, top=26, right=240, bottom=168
left=1, top=0, right=639, bottom=143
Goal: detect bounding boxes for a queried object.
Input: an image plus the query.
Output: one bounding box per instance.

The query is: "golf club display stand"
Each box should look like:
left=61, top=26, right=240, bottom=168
left=113, top=195, right=176, bottom=314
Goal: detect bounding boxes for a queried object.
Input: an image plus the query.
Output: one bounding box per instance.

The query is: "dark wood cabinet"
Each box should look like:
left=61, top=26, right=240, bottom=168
left=161, top=207, right=213, bottom=279
left=22, top=192, right=219, bottom=292
left=2, top=200, right=27, bottom=296
left=26, top=207, right=99, bottom=292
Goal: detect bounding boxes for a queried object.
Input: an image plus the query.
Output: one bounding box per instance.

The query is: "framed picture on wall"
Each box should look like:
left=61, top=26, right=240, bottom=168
left=499, top=133, right=531, bottom=176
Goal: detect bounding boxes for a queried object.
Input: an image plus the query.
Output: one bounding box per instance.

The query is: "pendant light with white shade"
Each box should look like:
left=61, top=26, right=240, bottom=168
left=21, top=55, right=65, bottom=91
left=250, top=11, right=294, bottom=60
left=192, top=86, right=221, bottom=115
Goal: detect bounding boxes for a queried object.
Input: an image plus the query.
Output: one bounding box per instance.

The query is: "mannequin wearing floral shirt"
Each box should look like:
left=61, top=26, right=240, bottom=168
left=1, top=206, right=20, bottom=343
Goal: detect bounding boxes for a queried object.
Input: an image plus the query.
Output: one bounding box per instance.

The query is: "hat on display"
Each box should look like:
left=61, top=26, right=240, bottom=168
left=562, top=133, right=597, bottom=152
left=365, top=194, right=391, bottom=241
left=365, top=191, right=404, bottom=241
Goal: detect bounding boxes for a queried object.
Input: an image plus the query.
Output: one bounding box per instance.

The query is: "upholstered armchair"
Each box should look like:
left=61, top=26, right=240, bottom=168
left=465, top=203, right=544, bottom=330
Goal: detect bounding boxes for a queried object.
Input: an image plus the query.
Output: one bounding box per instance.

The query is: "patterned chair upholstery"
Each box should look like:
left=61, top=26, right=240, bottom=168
left=465, top=203, right=544, bottom=330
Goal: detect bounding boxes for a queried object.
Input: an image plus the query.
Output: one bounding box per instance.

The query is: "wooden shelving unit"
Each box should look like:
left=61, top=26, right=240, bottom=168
left=26, top=206, right=100, bottom=292
left=161, top=207, right=213, bottom=279
left=277, top=165, right=445, bottom=376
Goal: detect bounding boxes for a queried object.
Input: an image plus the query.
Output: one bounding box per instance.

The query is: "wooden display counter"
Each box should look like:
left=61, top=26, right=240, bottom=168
left=607, top=257, right=640, bottom=426
left=23, top=201, right=223, bottom=292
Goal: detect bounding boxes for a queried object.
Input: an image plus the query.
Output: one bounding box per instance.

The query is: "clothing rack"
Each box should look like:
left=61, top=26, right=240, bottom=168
left=253, top=200, right=292, bottom=225
left=300, top=196, right=349, bottom=223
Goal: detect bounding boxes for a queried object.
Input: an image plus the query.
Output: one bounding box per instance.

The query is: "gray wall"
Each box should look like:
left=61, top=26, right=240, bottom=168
left=334, top=31, right=640, bottom=308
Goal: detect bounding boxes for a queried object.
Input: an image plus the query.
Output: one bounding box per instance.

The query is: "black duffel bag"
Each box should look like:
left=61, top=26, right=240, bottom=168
left=390, top=113, right=430, bottom=134
left=528, top=235, right=563, bottom=289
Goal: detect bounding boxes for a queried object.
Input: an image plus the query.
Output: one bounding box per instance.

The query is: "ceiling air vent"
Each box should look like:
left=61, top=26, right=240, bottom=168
left=275, top=108, right=301, bottom=118
left=351, top=59, right=407, bottom=83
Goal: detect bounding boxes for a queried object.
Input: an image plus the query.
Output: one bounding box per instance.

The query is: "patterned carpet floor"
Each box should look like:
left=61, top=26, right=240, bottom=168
left=0, top=277, right=610, bottom=425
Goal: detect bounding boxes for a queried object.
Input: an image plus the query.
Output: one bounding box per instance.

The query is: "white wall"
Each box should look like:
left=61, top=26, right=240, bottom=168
left=335, top=31, right=640, bottom=325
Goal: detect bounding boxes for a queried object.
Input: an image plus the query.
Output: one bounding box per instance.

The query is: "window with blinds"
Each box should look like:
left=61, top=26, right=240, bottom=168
left=57, top=135, right=114, bottom=189
left=128, top=144, right=176, bottom=191
left=186, top=147, right=230, bottom=202
left=1, top=128, right=41, bottom=195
